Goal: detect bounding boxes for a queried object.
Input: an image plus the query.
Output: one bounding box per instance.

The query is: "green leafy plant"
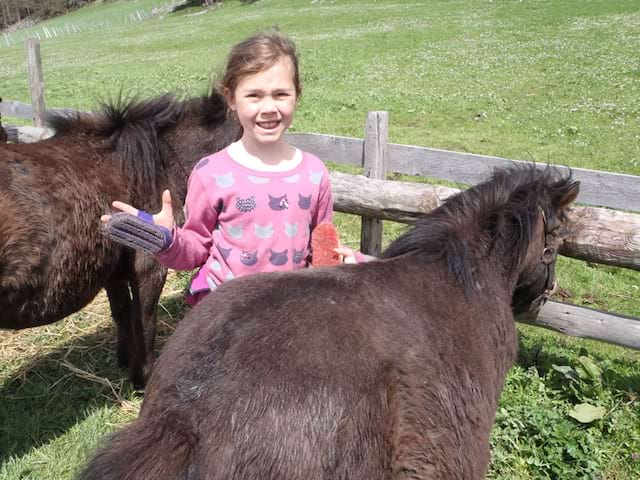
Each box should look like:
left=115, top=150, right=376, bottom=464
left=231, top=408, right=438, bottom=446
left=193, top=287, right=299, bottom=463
left=552, top=353, right=608, bottom=423
left=490, top=365, right=603, bottom=479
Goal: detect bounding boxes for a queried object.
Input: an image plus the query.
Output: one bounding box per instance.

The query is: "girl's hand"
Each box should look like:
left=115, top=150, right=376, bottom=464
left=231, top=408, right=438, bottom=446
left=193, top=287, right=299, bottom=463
left=334, top=246, right=358, bottom=264
left=334, top=246, right=377, bottom=264
left=101, top=190, right=175, bottom=231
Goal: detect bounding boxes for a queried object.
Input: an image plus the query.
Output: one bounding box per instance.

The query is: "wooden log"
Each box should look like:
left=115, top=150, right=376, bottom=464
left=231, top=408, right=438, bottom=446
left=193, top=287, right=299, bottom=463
left=361, top=112, right=388, bottom=256
left=26, top=39, right=46, bottom=128
left=328, top=171, right=640, bottom=271
left=517, top=301, right=640, bottom=351
left=330, top=171, right=455, bottom=222
left=4, top=124, right=54, bottom=143
left=562, top=206, right=640, bottom=270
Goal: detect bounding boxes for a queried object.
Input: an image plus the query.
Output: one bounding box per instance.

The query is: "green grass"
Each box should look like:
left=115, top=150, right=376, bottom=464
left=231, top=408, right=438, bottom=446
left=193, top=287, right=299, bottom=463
left=1, top=0, right=639, bottom=174
left=1, top=0, right=639, bottom=478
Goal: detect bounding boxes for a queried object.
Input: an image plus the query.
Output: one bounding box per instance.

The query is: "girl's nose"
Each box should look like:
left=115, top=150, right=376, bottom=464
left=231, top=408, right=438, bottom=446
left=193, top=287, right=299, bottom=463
left=261, top=97, right=277, bottom=113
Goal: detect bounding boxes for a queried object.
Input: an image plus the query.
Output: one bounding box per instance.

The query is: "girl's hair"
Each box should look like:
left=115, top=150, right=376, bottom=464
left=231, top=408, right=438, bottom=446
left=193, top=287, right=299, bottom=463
left=218, top=31, right=301, bottom=100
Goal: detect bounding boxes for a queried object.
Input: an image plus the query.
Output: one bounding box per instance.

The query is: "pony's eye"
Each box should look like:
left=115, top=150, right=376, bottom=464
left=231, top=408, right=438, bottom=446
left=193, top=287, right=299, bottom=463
left=551, top=224, right=564, bottom=236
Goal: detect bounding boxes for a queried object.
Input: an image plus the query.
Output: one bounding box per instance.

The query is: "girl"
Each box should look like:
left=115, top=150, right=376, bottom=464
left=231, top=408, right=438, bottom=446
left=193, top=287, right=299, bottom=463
left=101, top=31, right=338, bottom=305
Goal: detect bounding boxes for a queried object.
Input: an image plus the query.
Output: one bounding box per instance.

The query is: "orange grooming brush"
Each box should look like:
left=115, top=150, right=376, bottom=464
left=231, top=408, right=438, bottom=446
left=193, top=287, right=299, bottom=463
left=311, top=222, right=341, bottom=266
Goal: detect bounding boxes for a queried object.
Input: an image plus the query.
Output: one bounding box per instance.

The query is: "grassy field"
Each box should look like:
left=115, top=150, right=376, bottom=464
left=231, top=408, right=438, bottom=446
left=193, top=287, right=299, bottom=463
left=1, top=0, right=639, bottom=478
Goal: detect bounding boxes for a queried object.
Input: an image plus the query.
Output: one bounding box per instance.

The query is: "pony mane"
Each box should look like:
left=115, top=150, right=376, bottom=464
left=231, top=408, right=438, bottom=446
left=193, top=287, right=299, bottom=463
left=382, top=164, right=574, bottom=295
left=47, top=91, right=231, bottom=196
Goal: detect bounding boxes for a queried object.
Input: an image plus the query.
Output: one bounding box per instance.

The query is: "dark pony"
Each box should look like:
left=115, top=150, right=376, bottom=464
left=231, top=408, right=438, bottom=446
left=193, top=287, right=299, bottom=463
left=0, top=91, right=239, bottom=387
left=78, top=165, right=579, bottom=479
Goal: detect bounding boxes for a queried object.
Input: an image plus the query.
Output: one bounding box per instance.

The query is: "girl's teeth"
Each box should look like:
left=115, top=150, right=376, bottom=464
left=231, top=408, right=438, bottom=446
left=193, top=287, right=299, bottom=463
left=260, top=121, right=278, bottom=129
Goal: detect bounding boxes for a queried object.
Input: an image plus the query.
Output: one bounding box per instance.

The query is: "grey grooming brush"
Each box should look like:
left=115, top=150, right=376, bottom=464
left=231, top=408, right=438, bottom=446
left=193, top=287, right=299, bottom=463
left=104, top=212, right=172, bottom=254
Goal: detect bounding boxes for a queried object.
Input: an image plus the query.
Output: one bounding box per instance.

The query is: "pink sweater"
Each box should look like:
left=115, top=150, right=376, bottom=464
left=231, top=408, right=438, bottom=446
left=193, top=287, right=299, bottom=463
left=156, top=148, right=333, bottom=303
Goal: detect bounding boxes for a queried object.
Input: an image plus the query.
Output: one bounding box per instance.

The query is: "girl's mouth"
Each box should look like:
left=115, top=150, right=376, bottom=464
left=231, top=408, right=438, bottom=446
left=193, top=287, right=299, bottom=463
left=257, top=120, right=280, bottom=130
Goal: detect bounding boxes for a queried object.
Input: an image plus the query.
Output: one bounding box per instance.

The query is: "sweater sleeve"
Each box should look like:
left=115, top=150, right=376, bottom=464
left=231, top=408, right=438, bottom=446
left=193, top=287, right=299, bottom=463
left=155, top=171, right=217, bottom=270
left=312, top=164, right=334, bottom=227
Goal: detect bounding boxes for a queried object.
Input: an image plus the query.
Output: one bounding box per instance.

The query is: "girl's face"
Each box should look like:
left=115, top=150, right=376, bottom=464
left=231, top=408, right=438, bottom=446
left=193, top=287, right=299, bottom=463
left=227, top=58, right=298, bottom=151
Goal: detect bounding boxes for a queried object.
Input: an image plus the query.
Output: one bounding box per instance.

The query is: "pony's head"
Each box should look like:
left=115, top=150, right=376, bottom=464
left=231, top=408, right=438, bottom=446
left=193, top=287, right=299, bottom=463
left=470, top=165, right=579, bottom=315
left=383, top=164, right=579, bottom=315
left=508, top=169, right=579, bottom=314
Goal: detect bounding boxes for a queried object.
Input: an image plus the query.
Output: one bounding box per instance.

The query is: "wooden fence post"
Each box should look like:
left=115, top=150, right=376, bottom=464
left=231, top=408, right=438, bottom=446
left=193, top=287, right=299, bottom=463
left=360, top=111, right=389, bottom=255
left=26, top=38, right=46, bottom=128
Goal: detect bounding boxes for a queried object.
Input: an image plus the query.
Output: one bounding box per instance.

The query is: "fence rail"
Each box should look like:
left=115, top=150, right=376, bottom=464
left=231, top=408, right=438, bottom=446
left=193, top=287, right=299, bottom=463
left=0, top=99, right=79, bottom=119
left=288, top=133, right=640, bottom=213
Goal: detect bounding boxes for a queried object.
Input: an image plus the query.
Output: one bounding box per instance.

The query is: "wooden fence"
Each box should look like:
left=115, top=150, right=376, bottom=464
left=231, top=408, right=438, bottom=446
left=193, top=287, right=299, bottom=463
left=2, top=40, right=639, bottom=351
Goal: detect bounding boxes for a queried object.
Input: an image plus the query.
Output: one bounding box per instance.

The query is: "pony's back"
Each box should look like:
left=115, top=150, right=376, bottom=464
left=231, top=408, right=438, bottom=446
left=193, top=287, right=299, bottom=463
left=79, top=257, right=506, bottom=480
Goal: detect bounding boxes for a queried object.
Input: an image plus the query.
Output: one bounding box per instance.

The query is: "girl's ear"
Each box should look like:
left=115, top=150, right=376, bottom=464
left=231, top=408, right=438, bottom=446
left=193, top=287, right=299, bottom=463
left=223, top=87, right=236, bottom=111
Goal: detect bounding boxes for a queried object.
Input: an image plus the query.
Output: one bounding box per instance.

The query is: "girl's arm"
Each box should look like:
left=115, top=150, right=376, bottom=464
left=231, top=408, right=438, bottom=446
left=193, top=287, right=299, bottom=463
left=313, top=166, right=334, bottom=226
left=155, top=172, right=218, bottom=270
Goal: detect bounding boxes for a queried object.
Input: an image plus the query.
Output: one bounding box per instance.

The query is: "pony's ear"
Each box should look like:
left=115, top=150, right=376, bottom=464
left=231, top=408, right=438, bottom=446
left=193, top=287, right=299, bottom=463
left=554, top=179, right=580, bottom=209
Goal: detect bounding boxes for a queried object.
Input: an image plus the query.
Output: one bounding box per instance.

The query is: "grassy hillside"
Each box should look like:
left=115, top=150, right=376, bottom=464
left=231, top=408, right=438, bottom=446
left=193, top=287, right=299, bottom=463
left=2, top=0, right=639, bottom=175
left=1, top=1, right=639, bottom=479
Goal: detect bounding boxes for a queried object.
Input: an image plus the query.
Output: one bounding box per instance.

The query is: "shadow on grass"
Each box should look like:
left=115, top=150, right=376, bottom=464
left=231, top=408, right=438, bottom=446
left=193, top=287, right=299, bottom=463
left=0, top=297, right=188, bottom=463
left=0, top=326, right=126, bottom=462
left=517, top=330, right=640, bottom=394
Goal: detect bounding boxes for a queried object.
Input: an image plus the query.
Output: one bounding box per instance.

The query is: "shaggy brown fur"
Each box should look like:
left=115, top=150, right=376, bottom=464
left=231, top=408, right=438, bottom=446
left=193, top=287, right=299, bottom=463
left=0, top=92, right=239, bottom=388
left=78, top=165, right=579, bottom=479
